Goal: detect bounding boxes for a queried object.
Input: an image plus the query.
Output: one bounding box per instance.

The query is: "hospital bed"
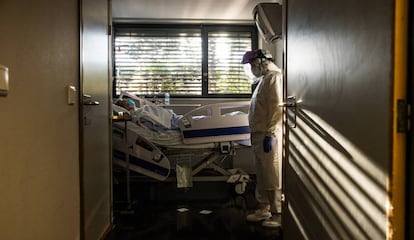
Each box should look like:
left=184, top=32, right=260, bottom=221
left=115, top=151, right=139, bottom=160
left=112, top=93, right=251, bottom=192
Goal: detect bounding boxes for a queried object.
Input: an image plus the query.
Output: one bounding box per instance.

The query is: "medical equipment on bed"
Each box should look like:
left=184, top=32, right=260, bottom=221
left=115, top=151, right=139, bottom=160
left=112, top=93, right=251, bottom=192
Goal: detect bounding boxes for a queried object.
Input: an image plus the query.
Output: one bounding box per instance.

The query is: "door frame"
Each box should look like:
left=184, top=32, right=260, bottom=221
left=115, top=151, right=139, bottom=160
left=406, top=0, right=413, bottom=237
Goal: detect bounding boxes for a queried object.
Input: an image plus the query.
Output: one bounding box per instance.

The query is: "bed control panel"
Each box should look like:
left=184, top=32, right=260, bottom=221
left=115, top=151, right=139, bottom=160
left=0, top=65, right=9, bottom=96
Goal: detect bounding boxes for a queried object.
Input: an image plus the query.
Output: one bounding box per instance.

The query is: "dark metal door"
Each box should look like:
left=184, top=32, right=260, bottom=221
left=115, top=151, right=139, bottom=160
left=282, top=0, right=398, bottom=239
left=81, top=0, right=112, bottom=239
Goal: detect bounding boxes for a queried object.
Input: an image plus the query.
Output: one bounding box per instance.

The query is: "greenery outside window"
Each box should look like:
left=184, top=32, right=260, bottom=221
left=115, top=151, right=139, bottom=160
left=113, top=24, right=257, bottom=97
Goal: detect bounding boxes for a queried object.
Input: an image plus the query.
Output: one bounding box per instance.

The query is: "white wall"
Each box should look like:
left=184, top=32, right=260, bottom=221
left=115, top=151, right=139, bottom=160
left=112, top=0, right=281, bottom=22
left=0, top=1, right=80, bottom=239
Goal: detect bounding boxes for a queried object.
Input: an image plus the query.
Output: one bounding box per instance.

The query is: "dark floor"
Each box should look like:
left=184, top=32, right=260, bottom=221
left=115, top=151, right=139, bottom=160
left=105, top=171, right=282, bottom=240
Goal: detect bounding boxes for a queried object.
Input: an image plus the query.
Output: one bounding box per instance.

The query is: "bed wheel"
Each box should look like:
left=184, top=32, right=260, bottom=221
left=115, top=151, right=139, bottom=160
left=235, top=182, right=246, bottom=194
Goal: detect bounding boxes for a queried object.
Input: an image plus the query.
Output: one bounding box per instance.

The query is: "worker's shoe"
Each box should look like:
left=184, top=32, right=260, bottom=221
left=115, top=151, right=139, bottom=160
left=246, top=209, right=272, bottom=222
left=262, top=213, right=281, bottom=228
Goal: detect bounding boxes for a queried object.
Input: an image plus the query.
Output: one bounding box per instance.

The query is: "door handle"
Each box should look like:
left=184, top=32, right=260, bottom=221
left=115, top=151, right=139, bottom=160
left=279, top=96, right=297, bottom=128
left=83, top=94, right=100, bottom=105
left=278, top=96, right=296, bottom=108
left=84, top=100, right=100, bottom=105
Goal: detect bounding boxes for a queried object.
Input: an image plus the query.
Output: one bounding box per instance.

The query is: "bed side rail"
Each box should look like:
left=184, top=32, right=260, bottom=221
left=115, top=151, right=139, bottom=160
left=179, top=101, right=251, bottom=144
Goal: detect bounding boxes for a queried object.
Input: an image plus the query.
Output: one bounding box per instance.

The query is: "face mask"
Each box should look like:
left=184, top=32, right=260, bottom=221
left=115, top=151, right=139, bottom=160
left=251, top=65, right=262, bottom=77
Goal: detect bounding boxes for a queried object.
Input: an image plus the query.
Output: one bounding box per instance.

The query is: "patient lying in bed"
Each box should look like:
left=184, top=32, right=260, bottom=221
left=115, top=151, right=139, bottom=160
left=115, top=98, right=183, bottom=131
left=115, top=99, right=248, bottom=133
left=114, top=92, right=251, bottom=146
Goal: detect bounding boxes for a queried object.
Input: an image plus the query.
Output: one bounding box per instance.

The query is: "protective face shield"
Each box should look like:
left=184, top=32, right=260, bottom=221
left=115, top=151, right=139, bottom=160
left=252, top=68, right=262, bottom=78
left=250, top=59, right=263, bottom=77
left=243, top=62, right=263, bottom=84
left=251, top=65, right=262, bottom=78
left=241, top=49, right=272, bottom=78
left=243, top=63, right=255, bottom=81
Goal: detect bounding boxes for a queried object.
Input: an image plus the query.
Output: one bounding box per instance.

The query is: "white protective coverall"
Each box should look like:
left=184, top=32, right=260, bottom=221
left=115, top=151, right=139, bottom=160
left=249, top=60, right=283, bottom=214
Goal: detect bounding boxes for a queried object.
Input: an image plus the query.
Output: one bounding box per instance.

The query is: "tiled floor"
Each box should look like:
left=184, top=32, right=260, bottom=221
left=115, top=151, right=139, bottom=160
left=105, top=173, right=282, bottom=240
left=106, top=203, right=281, bottom=240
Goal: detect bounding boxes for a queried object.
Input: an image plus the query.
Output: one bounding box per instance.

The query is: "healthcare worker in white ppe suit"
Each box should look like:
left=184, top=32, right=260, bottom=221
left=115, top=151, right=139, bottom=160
left=241, top=49, right=283, bottom=228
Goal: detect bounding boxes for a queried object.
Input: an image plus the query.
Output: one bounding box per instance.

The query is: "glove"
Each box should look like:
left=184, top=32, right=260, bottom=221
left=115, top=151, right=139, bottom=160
left=263, top=136, right=275, bottom=153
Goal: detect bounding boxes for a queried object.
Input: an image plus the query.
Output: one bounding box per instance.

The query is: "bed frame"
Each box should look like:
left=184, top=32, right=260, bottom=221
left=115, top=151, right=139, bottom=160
left=112, top=97, right=251, bottom=192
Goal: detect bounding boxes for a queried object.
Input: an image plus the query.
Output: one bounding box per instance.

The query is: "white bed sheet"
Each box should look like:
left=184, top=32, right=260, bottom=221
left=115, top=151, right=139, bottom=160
left=114, top=121, right=216, bottom=149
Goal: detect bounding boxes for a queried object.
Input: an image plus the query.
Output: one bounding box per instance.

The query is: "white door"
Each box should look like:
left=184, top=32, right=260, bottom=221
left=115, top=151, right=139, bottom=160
left=281, top=0, right=407, bottom=239
left=81, top=0, right=112, bottom=239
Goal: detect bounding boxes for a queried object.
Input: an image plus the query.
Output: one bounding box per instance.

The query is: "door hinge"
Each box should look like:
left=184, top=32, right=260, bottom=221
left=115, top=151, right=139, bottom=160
left=408, top=103, right=411, bottom=131
left=397, top=99, right=410, bottom=132
left=108, top=24, right=112, bottom=36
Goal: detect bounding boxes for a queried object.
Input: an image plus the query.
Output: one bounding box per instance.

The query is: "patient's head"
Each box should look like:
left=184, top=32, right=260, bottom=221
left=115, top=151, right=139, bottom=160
left=116, top=99, right=135, bottom=111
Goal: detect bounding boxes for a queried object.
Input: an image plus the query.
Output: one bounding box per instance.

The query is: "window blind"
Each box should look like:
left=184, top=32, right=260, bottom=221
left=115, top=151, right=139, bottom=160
left=113, top=25, right=256, bottom=97
left=208, top=32, right=252, bottom=94
left=114, top=28, right=202, bottom=96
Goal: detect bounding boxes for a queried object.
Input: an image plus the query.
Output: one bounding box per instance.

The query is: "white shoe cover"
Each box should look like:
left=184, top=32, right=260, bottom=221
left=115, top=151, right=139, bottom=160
left=262, top=220, right=281, bottom=228
left=246, top=209, right=272, bottom=222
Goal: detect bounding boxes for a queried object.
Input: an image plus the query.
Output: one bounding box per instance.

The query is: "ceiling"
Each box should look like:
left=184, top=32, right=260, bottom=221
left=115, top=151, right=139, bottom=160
left=112, top=0, right=281, bottom=23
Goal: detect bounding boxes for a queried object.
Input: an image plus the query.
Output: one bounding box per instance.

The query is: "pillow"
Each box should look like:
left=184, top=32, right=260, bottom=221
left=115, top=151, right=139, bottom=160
left=113, top=103, right=129, bottom=114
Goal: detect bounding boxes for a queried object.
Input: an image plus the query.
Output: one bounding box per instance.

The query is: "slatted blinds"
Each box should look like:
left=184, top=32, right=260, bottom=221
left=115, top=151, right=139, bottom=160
left=114, top=25, right=255, bottom=96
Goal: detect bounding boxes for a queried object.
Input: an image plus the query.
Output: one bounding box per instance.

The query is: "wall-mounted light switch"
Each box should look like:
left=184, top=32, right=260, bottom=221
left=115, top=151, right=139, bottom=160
left=67, top=85, right=77, bottom=105
left=0, top=65, right=9, bottom=96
